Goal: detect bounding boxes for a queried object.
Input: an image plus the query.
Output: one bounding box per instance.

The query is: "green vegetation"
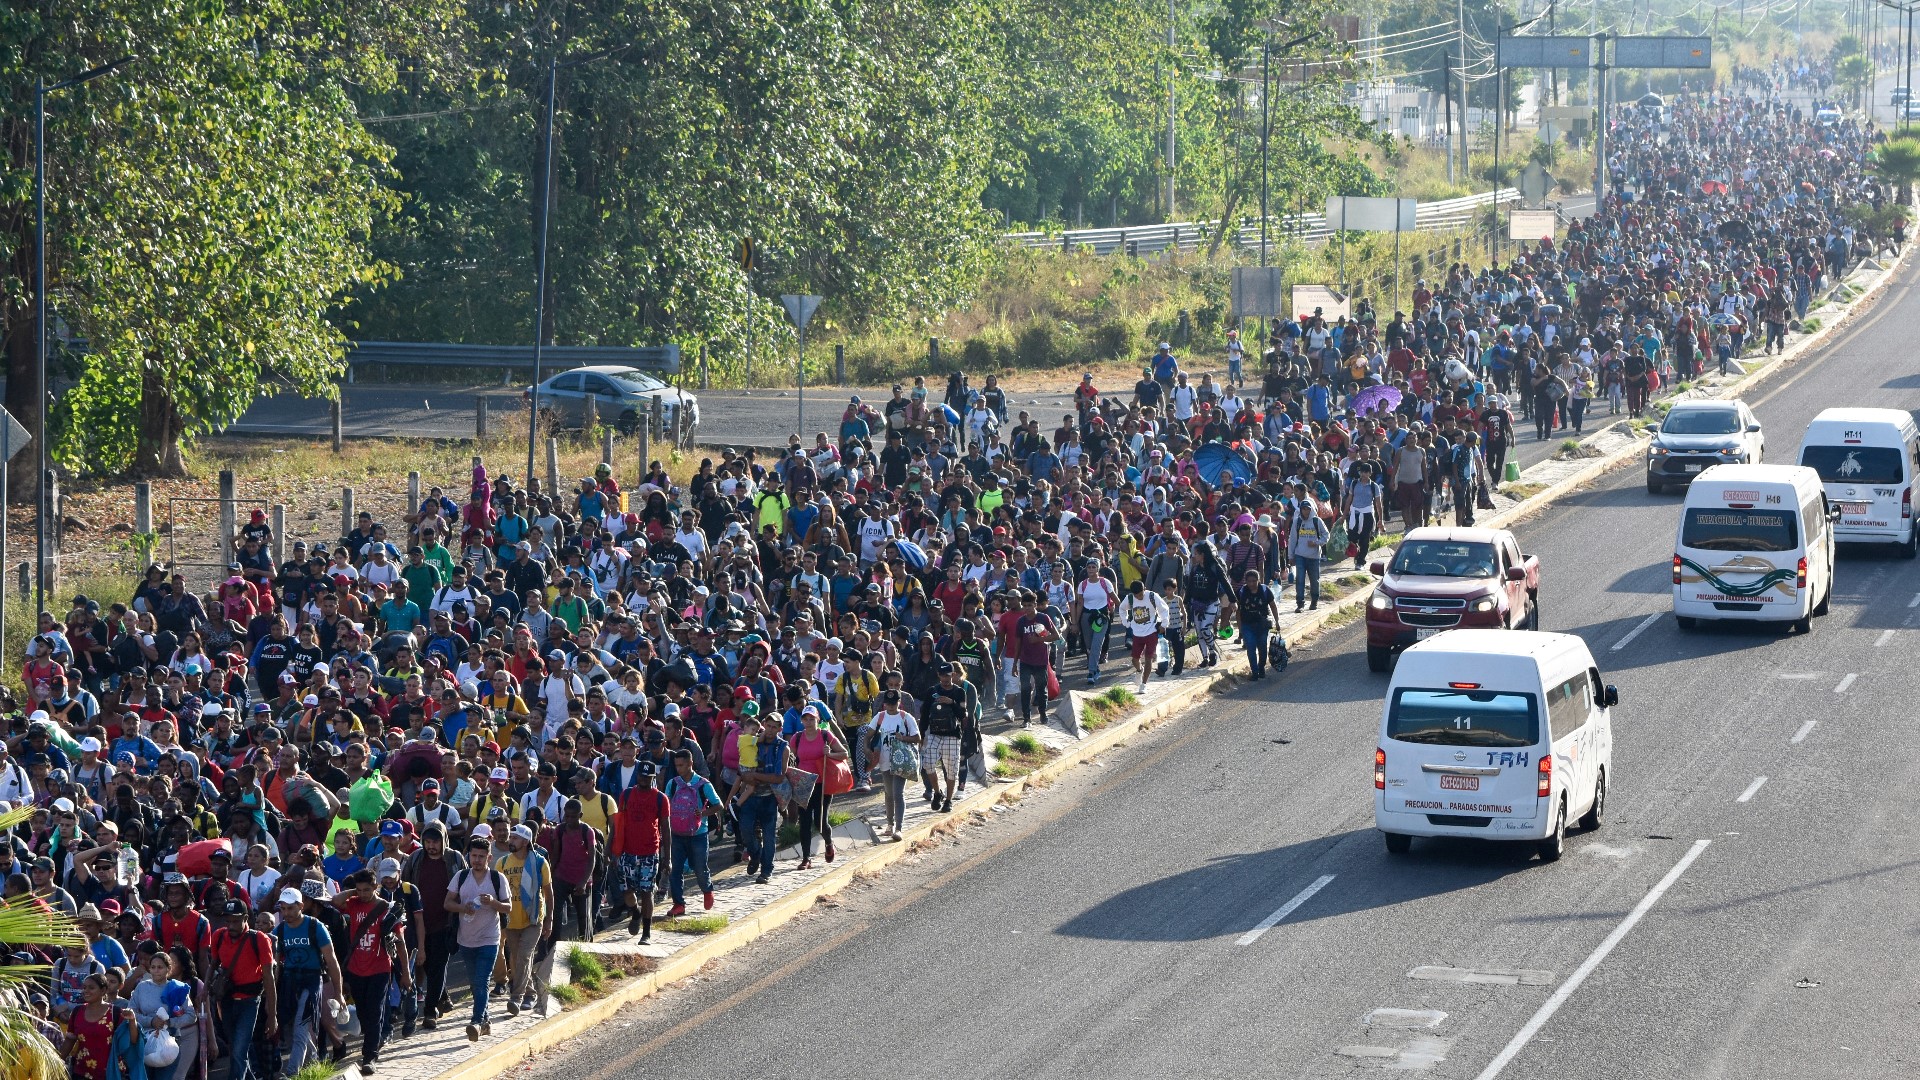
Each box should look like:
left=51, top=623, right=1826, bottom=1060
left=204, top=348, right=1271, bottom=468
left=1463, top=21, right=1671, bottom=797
left=991, top=730, right=1056, bottom=777
left=1870, top=138, right=1920, bottom=204
left=656, top=913, right=729, bottom=934
left=1081, top=686, right=1140, bottom=731
left=565, top=947, right=608, bottom=994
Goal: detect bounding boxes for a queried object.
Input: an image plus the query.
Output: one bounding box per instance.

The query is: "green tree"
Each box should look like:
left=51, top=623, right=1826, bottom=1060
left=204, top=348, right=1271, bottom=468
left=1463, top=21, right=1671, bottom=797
left=1836, top=54, right=1875, bottom=111
left=1871, top=136, right=1920, bottom=205
left=2, top=0, right=456, bottom=477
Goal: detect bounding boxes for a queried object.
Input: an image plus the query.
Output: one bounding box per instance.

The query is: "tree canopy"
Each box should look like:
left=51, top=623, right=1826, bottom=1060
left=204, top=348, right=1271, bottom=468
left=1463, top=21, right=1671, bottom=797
left=3, top=0, right=1383, bottom=477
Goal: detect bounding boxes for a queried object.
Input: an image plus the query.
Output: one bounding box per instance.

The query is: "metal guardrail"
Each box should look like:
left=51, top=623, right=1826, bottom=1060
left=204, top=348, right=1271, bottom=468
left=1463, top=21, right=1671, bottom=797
left=344, top=341, right=682, bottom=380
left=1006, top=189, right=1521, bottom=256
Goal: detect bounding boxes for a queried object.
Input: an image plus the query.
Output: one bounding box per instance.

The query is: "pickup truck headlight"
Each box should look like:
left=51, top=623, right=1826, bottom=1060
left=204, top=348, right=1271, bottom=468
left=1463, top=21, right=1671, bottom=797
left=1470, top=595, right=1497, bottom=613
left=1369, top=593, right=1392, bottom=611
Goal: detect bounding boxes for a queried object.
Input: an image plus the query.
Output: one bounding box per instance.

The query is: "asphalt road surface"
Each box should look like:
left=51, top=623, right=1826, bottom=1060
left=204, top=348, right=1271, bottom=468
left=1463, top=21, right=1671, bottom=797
left=520, top=261, right=1920, bottom=1079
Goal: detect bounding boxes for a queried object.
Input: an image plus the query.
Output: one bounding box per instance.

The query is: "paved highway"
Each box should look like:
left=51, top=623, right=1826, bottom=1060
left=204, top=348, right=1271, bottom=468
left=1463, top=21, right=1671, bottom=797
left=518, top=261, right=1920, bottom=1078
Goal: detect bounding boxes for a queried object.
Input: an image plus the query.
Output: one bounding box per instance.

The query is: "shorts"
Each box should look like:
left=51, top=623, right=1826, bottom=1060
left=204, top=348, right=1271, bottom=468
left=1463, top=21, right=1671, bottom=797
left=612, top=853, right=659, bottom=894
left=1129, top=633, right=1159, bottom=661
left=922, top=734, right=962, bottom=779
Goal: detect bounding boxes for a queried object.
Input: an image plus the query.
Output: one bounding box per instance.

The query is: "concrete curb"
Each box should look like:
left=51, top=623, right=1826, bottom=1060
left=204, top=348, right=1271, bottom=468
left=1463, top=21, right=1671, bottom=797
left=426, top=243, right=1913, bottom=1080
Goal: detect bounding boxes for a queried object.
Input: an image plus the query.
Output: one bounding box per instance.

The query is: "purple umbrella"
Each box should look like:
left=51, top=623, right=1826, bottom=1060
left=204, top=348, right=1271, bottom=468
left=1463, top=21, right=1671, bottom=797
left=1352, top=383, right=1402, bottom=416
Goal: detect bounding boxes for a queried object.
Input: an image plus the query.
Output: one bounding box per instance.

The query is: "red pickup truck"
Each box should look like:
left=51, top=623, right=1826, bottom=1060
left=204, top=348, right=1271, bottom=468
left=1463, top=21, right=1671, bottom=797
left=1365, top=526, right=1542, bottom=672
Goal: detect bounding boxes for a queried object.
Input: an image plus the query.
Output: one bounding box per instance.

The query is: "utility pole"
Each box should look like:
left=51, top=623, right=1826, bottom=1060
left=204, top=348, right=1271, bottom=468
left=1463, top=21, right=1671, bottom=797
left=1167, top=0, right=1178, bottom=222
left=1458, top=0, right=1470, bottom=181
left=1261, top=33, right=1271, bottom=267
left=1594, top=33, right=1609, bottom=203
left=1445, top=51, right=1456, bottom=185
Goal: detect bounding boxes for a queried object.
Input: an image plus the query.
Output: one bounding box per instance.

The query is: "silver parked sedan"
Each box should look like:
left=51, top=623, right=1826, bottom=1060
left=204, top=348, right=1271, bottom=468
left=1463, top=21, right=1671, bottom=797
left=526, top=365, right=699, bottom=435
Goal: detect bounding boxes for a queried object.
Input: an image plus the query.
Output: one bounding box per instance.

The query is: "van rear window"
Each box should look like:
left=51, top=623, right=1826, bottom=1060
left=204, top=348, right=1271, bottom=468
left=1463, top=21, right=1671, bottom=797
left=1681, top=508, right=1798, bottom=552
left=1799, top=445, right=1903, bottom=485
left=1387, top=689, right=1540, bottom=747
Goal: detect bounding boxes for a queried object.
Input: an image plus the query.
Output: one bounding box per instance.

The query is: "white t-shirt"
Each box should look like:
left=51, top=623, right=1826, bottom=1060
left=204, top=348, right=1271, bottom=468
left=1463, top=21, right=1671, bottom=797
left=1118, top=591, right=1169, bottom=637
left=1077, top=576, right=1116, bottom=612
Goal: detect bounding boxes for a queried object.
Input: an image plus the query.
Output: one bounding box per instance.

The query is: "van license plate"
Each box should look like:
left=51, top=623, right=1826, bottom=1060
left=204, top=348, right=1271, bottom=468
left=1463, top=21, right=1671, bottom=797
left=1416, top=628, right=1443, bottom=640
left=1683, top=463, right=1702, bottom=472
left=1439, top=775, right=1480, bottom=791
left=1841, top=501, right=1869, bottom=514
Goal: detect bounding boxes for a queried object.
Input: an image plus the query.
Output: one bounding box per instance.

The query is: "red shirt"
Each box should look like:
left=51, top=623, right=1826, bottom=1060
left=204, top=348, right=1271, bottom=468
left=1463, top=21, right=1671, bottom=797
left=340, top=895, right=395, bottom=977
left=615, top=787, right=668, bottom=858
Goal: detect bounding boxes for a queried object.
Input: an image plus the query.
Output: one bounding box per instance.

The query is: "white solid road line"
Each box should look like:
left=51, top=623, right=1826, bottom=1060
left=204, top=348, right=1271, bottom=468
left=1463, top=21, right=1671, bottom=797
left=1834, top=673, right=1858, bottom=694
left=1791, top=720, right=1818, bottom=744
left=1472, top=840, right=1712, bottom=1080
left=1610, top=613, right=1662, bottom=652
left=1874, top=629, right=1896, bottom=647
left=1737, top=776, right=1769, bottom=804
left=1236, top=874, right=1336, bottom=946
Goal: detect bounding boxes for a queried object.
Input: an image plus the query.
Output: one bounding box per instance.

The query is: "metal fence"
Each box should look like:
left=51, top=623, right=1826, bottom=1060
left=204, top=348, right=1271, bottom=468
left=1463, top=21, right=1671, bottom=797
left=1004, top=189, right=1522, bottom=256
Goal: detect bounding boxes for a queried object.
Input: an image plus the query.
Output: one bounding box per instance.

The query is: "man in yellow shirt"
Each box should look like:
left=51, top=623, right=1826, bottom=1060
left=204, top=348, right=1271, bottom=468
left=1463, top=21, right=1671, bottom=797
left=494, top=825, right=553, bottom=1018
left=571, top=770, right=620, bottom=931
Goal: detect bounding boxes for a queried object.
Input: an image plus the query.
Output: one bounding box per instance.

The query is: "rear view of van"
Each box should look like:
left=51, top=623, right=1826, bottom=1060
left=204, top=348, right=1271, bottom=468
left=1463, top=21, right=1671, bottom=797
left=1672, top=464, right=1834, bottom=633
left=1796, top=407, right=1920, bottom=558
left=1374, top=629, right=1615, bottom=862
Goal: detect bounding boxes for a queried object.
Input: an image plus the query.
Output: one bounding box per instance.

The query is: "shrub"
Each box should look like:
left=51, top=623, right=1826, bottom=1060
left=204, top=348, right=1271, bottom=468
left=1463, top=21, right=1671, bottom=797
left=1016, top=321, right=1067, bottom=369
left=961, top=336, right=999, bottom=370
left=1089, top=320, right=1138, bottom=362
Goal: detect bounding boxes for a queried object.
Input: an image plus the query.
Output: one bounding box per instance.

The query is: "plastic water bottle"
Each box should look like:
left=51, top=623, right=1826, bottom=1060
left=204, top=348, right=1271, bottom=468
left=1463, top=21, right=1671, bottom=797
left=118, top=846, right=140, bottom=885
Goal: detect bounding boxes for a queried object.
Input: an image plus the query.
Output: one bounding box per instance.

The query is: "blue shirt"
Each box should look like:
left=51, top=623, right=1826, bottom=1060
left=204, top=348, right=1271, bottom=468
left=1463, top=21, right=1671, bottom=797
left=273, top=916, right=332, bottom=975
left=323, top=853, right=364, bottom=884
left=1306, top=384, right=1332, bottom=422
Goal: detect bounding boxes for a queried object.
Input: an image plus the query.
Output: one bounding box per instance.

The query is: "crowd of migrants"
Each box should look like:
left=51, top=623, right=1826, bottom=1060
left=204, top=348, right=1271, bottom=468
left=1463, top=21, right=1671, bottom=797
left=0, top=88, right=1887, bottom=1080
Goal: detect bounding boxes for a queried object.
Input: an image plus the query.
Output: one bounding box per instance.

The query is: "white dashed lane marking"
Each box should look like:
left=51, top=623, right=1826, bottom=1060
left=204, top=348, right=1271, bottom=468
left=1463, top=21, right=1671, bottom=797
left=1791, top=720, right=1817, bottom=744
left=1874, top=629, right=1896, bottom=647
left=1236, top=874, right=1335, bottom=946
left=1610, top=612, right=1662, bottom=651
left=1834, top=673, right=1858, bottom=694
left=1737, top=776, right=1769, bottom=804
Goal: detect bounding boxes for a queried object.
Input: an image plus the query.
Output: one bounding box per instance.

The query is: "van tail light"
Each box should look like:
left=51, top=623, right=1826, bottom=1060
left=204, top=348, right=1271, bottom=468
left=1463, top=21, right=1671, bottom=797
left=1374, top=748, right=1387, bottom=790
left=1903, top=487, right=1912, bottom=521
left=1796, top=556, right=1808, bottom=590
left=1672, top=555, right=1683, bottom=585
left=1537, top=755, right=1552, bottom=798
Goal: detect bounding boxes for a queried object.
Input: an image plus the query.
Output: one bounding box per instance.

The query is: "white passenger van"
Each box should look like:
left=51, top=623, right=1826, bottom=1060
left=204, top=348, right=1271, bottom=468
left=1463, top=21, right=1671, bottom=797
left=1374, top=629, right=1614, bottom=862
left=1672, top=463, right=1834, bottom=634
left=1795, top=407, right=1920, bottom=558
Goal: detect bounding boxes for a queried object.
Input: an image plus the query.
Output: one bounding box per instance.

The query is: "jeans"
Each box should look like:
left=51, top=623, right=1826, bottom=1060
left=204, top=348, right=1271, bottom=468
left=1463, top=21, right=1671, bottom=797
left=883, top=772, right=909, bottom=833
left=277, top=973, right=322, bottom=1075
left=221, top=995, right=261, bottom=1080
left=1242, top=622, right=1271, bottom=676
left=343, top=971, right=391, bottom=1063
left=1018, top=662, right=1049, bottom=721
left=420, top=926, right=454, bottom=1018
left=739, top=794, right=780, bottom=871
left=461, top=943, right=500, bottom=1025
left=1079, top=610, right=1109, bottom=678
left=669, top=832, right=712, bottom=904
left=1293, top=556, right=1320, bottom=609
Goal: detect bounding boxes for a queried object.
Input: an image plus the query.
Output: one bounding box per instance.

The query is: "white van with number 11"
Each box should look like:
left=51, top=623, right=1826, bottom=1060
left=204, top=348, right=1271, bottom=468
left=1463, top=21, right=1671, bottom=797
left=1374, top=630, right=1615, bottom=862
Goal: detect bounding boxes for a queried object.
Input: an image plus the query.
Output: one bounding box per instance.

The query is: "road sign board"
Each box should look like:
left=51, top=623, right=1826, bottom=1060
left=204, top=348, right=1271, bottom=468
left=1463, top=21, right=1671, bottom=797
left=1509, top=209, right=1560, bottom=241
left=0, top=406, right=29, bottom=462
left=1611, top=36, right=1711, bottom=69
left=1231, top=267, right=1286, bottom=318
left=1518, top=164, right=1553, bottom=206
left=1324, top=196, right=1417, bottom=233
left=780, top=294, right=822, bottom=331
left=1497, top=35, right=1593, bottom=69
left=1291, top=285, right=1350, bottom=321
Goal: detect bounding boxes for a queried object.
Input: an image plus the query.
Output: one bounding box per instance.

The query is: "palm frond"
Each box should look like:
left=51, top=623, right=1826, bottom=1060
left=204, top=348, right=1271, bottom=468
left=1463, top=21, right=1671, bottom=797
left=0, top=988, right=69, bottom=1080
left=0, top=896, right=85, bottom=950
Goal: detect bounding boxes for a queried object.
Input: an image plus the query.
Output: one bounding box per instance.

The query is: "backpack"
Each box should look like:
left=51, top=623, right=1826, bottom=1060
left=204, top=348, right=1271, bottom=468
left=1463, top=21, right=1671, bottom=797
left=451, top=867, right=509, bottom=905
left=662, top=778, right=708, bottom=835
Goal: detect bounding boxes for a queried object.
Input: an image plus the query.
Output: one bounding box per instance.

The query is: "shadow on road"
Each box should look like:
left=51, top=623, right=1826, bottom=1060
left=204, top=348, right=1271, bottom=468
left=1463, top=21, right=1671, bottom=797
left=1054, top=828, right=1534, bottom=942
